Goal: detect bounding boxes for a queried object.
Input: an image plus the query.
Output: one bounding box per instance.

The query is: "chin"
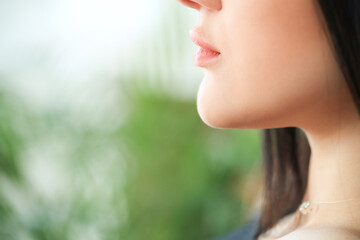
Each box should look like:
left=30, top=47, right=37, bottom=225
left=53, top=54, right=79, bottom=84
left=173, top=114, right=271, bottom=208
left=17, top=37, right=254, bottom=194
left=197, top=107, right=228, bottom=129
left=196, top=78, right=238, bottom=129
left=196, top=96, right=238, bottom=129
left=196, top=94, right=275, bottom=130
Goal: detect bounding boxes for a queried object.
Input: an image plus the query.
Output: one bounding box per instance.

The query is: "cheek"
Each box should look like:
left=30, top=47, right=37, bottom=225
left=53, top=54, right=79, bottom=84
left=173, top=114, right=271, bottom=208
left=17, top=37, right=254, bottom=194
left=198, top=0, right=334, bottom=129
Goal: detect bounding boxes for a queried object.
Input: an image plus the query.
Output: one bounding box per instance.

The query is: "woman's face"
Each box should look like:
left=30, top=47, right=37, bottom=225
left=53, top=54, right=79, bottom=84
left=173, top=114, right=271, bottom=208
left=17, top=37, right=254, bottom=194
left=178, top=0, right=345, bottom=130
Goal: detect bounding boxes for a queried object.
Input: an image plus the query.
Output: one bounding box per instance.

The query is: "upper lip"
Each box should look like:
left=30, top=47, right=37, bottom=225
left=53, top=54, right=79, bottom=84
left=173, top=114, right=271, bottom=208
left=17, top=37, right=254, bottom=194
left=189, top=28, right=220, bottom=54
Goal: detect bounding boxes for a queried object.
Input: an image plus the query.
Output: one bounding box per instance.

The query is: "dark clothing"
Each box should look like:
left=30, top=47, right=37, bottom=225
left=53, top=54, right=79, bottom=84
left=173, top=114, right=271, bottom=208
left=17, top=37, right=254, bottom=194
left=210, top=214, right=260, bottom=240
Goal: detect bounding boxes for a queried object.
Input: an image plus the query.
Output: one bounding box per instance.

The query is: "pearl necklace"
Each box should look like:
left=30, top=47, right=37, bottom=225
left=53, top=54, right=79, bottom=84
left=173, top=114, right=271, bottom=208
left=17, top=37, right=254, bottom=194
left=298, top=198, right=360, bottom=215
left=259, top=198, right=360, bottom=239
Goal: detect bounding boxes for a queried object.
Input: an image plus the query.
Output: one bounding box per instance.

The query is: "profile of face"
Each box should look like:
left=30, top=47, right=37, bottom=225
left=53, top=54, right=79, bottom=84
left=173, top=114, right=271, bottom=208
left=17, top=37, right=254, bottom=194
left=179, top=0, right=348, bottom=130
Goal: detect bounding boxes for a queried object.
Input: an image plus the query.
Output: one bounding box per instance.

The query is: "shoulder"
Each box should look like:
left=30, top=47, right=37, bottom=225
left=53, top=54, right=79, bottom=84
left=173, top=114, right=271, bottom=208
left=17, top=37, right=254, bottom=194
left=277, top=227, right=360, bottom=240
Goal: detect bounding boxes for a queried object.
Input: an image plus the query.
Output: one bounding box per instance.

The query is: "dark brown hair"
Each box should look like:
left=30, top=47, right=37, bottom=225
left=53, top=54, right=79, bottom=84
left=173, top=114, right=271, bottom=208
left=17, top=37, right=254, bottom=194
left=255, top=0, right=360, bottom=238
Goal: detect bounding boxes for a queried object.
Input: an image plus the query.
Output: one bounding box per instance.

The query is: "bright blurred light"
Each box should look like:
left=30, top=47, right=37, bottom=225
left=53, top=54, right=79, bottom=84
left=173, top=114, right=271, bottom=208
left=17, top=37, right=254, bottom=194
left=0, top=0, right=166, bottom=111
left=52, top=0, right=161, bottom=73
left=0, top=0, right=161, bottom=75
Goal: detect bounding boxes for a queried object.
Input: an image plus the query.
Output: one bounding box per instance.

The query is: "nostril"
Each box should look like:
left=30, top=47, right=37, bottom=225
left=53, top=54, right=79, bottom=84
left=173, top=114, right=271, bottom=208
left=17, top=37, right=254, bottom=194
left=177, top=0, right=200, bottom=10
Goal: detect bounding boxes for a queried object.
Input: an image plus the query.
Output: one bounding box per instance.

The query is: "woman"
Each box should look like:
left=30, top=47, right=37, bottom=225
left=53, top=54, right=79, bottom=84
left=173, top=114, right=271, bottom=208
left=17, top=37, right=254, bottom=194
left=177, top=0, right=360, bottom=239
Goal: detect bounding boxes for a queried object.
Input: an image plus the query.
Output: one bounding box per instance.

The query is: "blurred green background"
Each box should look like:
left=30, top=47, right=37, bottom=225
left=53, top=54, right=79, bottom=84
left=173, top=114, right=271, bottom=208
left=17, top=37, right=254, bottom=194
left=0, top=0, right=262, bottom=239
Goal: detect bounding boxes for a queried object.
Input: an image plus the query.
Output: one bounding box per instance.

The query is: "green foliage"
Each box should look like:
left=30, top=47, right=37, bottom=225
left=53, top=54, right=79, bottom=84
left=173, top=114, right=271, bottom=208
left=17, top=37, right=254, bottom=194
left=0, top=92, right=24, bottom=181
left=118, top=86, right=261, bottom=239
left=0, top=82, right=261, bottom=240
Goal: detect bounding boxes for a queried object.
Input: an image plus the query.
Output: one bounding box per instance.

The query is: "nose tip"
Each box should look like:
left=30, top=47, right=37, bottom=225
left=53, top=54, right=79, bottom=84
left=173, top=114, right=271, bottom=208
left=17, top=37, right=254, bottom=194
left=177, top=0, right=222, bottom=11
left=177, top=0, right=200, bottom=10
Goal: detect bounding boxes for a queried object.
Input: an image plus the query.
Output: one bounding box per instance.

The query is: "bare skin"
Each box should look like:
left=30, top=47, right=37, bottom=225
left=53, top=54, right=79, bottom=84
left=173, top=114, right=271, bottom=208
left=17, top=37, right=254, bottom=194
left=177, top=0, right=360, bottom=239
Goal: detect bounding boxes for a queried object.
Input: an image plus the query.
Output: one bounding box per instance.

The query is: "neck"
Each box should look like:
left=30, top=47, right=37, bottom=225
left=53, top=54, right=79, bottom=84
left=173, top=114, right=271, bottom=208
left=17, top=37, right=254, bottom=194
left=297, top=84, right=360, bottom=226
left=303, top=120, right=360, bottom=202
left=295, top=70, right=360, bottom=203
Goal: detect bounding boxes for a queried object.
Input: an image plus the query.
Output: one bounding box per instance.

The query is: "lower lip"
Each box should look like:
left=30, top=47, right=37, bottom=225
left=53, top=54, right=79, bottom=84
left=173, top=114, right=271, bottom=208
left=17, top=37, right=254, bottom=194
left=193, top=47, right=221, bottom=67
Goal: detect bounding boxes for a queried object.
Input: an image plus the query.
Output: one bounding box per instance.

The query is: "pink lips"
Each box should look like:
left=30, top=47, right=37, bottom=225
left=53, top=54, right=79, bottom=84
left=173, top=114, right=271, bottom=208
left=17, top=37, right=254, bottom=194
left=189, top=28, right=221, bottom=67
